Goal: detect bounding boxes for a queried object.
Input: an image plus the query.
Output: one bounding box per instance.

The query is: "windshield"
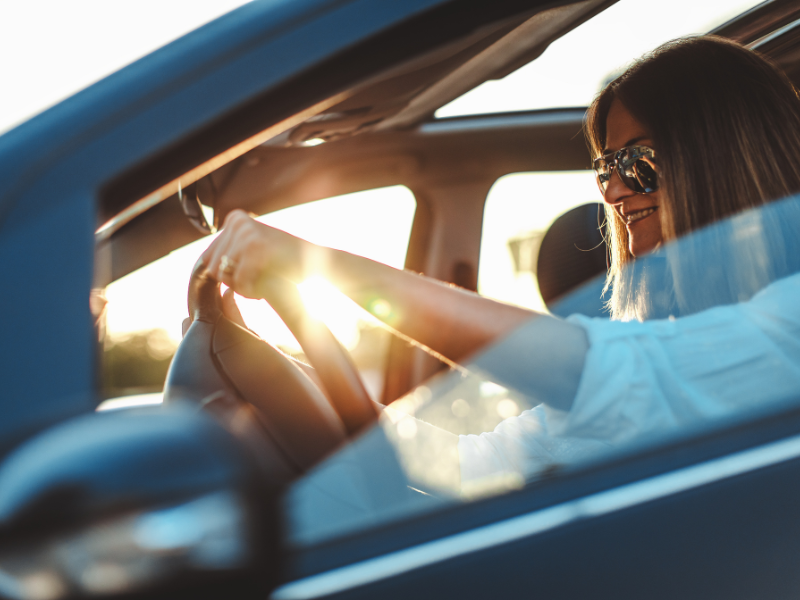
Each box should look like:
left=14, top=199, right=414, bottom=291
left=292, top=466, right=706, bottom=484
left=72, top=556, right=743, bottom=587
left=285, top=193, right=800, bottom=548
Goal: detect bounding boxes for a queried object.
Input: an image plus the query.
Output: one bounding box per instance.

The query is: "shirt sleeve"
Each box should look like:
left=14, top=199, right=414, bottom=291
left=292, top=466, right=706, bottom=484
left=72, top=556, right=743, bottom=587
left=459, top=272, right=800, bottom=485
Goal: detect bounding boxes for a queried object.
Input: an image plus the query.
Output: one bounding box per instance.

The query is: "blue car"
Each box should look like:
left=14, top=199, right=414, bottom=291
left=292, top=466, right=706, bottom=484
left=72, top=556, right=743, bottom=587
left=2, top=1, right=800, bottom=598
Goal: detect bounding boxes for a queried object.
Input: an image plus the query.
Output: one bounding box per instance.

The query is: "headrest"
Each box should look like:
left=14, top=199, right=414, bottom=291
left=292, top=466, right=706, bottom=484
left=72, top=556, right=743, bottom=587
left=536, top=202, right=608, bottom=318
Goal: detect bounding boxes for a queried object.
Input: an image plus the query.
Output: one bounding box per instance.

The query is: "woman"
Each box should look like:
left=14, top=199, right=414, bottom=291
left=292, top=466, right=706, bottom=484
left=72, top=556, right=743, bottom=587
left=588, top=36, right=800, bottom=321
left=200, top=36, right=800, bottom=485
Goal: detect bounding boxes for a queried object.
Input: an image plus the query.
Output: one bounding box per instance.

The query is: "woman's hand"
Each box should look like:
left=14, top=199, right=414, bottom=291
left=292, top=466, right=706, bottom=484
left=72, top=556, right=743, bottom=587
left=198, top=207, right=538, bottom=367
left=182, top=288, right=245, bottom=336
left=200, top=209, right=303, bottom=299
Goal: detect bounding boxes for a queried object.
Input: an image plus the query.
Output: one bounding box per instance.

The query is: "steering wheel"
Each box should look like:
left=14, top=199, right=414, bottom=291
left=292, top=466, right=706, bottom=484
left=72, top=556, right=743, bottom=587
left=163, top=261, right=379, bottom=482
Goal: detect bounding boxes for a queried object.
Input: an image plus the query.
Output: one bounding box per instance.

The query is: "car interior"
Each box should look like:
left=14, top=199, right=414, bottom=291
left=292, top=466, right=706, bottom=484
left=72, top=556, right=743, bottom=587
left=96, top=0, right=800, bottom=417
left=89, top=1, right=800, bottom=486
left=5, top=0, right=800, bottom=597
left=98, top=0, right=615, bottom=402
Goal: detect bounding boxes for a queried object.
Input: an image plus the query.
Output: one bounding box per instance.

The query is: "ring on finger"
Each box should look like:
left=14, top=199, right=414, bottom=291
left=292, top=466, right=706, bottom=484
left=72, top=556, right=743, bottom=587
left=220, top=255, right=237, bottom=276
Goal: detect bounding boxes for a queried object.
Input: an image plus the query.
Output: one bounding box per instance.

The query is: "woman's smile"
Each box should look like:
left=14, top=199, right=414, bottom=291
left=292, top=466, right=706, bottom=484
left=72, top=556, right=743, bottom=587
left=603, top=99, right=664, bottom=257
left=623, top=206, right=658, bottom=225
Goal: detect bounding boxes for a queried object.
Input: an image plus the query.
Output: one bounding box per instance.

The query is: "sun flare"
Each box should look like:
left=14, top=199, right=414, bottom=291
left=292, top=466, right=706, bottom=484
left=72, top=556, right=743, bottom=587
left=297, top=276, right=364, bottom=350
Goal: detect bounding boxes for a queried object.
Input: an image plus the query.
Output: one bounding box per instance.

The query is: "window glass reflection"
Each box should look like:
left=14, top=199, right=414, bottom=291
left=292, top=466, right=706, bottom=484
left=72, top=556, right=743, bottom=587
left=287, top=194, right=800, bottom=547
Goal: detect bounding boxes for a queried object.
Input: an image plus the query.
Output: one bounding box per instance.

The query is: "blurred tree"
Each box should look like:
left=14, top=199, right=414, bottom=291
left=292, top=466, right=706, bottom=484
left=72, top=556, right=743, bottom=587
left=103, top=329, right=177, bottom=397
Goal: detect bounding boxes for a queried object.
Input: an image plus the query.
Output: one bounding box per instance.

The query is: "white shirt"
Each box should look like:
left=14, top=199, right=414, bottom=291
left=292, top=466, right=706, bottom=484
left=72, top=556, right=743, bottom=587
left=459, top=271, right=800, bottom=485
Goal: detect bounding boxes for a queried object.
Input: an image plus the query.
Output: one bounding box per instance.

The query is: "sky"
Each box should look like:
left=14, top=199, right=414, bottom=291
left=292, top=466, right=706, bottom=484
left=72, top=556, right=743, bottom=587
left=0, top=0, right=767, bottom=352
left=0, top=0, right=763, bottom=133
left=437, top=0, right=764, bottom=116
left=0, top=0, right=252, bottom=134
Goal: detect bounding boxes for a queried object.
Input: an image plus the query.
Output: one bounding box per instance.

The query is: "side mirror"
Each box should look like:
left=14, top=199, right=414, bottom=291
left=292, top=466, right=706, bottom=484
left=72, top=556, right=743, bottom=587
left=0, top=408, right=279, bottom=599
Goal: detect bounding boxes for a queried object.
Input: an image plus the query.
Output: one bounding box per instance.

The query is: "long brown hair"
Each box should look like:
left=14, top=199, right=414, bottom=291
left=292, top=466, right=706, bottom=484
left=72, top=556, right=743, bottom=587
left=586, top=36, right=800, bottom=320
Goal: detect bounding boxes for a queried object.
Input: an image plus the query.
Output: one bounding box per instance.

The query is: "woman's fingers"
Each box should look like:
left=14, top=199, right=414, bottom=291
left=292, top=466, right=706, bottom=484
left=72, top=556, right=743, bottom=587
left=221, top=288, right=248, bottom=328
left=199, top=210, right=306, bottom=298
left=231, top=227, right=274, bottom=297
left=203, top=210, right=247, bottom=279
left=199, top=210, right=278, bottom=298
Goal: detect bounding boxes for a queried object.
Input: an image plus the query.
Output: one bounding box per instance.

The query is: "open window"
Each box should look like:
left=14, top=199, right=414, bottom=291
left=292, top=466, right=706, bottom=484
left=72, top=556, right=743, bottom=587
left=101, top=186, right=416, bottom=407
left=478, top=171, right=602, bottom=313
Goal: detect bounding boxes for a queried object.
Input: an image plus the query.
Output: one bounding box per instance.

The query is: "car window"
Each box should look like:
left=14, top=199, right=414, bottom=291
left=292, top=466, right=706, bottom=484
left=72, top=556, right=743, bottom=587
left=478, top=171, right=602, bottom=313
left=286, top=193, right=800, bottom=547
left=100, top=186, right=416, bottom=408
left=436, top=0, right=764, bottom=118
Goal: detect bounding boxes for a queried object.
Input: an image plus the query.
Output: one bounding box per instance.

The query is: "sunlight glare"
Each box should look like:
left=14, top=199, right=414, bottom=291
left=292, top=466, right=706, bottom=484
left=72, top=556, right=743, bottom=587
left=96, top=393, right=163, bottom=412
left=297, top=276, right=364, bottom=350
left=104, top=186, right=415, bottom=350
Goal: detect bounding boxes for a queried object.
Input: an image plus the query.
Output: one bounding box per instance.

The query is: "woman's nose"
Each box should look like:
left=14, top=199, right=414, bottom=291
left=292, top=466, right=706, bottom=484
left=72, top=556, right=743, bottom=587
left=602, top=169, right=626, bottom=205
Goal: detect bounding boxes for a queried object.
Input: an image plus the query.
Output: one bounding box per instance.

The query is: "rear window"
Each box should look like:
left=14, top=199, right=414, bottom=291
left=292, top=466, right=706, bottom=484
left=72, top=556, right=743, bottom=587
left=478, top=171, right=602, bottom=313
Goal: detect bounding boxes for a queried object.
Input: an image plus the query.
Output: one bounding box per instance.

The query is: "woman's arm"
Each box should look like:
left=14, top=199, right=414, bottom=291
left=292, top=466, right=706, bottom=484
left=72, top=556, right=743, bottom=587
left=201, top=210, right=539, bottom=363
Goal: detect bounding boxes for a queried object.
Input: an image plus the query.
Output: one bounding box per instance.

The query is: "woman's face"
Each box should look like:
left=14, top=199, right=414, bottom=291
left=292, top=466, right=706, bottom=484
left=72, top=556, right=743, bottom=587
left=603, top=98, right=664, bottom=257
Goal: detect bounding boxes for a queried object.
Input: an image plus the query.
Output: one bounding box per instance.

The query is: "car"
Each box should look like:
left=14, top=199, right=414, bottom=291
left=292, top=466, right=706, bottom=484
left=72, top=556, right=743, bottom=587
left=2, top=0, right=800, bottom=598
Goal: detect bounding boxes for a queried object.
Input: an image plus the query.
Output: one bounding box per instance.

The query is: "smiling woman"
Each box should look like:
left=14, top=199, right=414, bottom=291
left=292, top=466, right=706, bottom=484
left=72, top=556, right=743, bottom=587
left=597, top=100, right=662, bottom=257
left=587, top=35, right=800, bottom=320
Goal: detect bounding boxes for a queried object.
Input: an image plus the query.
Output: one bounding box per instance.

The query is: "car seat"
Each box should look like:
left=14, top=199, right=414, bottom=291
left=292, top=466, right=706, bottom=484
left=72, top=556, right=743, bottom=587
left=536, top=202, right=609, bottom=318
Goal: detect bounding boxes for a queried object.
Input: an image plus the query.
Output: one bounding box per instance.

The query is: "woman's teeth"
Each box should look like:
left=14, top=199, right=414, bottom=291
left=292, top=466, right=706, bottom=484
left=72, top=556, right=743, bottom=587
left=626, top=207, right=657, bottom=224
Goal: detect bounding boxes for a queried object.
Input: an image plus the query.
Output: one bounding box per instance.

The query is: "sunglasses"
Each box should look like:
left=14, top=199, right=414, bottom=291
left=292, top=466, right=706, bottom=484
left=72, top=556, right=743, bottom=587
left=593, top=145, right=659, bottom=195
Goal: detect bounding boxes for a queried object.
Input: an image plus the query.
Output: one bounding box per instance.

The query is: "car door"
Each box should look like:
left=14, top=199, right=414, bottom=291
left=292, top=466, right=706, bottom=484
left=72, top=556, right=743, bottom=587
left=274, top=285, right=800, bottom=599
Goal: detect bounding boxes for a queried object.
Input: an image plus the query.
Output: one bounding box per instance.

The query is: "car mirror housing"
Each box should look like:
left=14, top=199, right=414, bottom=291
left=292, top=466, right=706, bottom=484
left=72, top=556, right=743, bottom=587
left=0, top=407, right=281, bottom=599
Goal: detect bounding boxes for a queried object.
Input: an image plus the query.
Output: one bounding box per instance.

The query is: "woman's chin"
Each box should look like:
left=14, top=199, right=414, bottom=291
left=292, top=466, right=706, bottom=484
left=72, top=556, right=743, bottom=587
left=628, top=237, right=662, bottom=257
left=625, top=207, right=663, bottom=257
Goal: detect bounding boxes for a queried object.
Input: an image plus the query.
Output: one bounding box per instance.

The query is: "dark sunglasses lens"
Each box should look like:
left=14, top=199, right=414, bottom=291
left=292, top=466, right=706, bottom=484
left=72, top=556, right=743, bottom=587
left=593, top=158, right=612, bottom=192
left=619, top=148, right=658, bottom=193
